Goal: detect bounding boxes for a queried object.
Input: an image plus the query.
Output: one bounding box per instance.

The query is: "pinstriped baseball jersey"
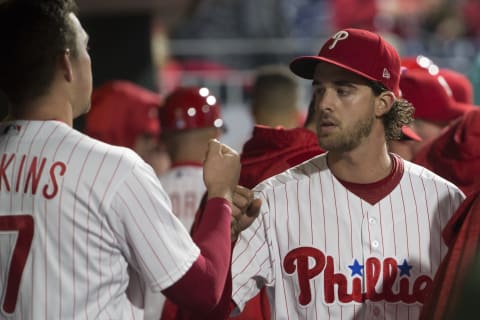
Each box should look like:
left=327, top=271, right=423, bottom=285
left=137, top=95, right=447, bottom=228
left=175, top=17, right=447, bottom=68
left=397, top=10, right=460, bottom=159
left=0, top=120, right=199, bottom=319
left=231, top=153, right=465, bottom=320
left=159, top=164, right=206, bottom=231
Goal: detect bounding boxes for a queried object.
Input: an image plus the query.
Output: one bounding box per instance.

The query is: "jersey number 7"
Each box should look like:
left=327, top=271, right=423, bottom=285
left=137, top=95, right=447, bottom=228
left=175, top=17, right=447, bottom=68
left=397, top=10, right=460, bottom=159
left=0, top=215, right=34, bottom=315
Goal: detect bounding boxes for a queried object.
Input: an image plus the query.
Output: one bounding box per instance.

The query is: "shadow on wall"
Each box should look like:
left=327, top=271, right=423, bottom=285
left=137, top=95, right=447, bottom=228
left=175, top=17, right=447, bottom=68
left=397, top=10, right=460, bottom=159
left=74, top=12, right=157, bottom=132
left=0, top=91, right=8, bottom=120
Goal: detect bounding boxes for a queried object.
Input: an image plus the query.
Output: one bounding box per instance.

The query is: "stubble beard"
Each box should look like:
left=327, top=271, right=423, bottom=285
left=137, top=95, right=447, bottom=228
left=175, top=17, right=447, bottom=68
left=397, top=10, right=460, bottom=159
left=317, top=114, right=375, bottom=152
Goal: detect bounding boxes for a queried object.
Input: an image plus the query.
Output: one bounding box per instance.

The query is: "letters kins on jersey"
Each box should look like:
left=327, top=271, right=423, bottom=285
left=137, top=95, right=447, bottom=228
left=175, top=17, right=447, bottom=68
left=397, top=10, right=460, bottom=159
left=0, top=152, right=66, bottom=199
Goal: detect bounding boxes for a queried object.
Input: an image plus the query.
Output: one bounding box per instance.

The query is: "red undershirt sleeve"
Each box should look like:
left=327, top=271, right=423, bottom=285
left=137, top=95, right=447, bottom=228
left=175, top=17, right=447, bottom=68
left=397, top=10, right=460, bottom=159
left=162, top=197, right=232, bottom=314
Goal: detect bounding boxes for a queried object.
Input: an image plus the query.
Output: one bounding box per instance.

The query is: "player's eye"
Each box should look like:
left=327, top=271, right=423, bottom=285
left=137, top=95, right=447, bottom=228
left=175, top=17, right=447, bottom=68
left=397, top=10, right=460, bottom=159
left=336, top=87, right=351, bottom=96
left=314, top=87, right=326, bottom=97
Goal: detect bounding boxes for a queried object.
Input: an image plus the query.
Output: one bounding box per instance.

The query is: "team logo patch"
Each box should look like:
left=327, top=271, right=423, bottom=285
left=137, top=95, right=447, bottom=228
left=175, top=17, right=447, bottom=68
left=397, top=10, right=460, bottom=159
left=382, top=68, right=391, bottom=79
left=328, top=30, right=349, bottom=50
left=284, top=247, right=432, bottom=306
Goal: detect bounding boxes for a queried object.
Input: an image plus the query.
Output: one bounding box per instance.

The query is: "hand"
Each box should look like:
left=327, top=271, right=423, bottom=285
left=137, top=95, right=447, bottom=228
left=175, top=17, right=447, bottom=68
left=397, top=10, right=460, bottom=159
left=203, top=139, right=240, bottom=203
left=231, top=185, right=262, bottom=242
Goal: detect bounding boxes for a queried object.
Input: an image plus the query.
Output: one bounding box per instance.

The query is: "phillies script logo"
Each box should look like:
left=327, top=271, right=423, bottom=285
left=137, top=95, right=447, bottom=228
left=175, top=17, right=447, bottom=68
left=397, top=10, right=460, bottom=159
left=283, top=247, right=432, bottom=306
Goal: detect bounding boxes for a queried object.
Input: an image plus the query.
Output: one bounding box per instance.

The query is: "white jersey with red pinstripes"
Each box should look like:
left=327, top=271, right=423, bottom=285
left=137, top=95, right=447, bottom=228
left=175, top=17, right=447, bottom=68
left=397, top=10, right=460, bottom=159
left=159, top=164, right=206, bottom=231
left=0, top=120, right=200, bottom=320
left=231, top=153, right=465, bottom=320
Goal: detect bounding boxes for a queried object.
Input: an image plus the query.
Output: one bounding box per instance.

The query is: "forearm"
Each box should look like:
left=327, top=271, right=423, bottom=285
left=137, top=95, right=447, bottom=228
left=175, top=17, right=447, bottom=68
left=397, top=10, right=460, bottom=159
left=162, top=197, right=231, bottom=313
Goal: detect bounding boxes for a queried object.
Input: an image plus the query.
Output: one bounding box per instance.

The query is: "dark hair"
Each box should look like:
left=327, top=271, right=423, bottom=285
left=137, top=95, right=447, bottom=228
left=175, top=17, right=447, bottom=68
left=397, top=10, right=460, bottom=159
left=369, top=81, right=415, bottom=141
left=0, top=0, right=79, bottom=107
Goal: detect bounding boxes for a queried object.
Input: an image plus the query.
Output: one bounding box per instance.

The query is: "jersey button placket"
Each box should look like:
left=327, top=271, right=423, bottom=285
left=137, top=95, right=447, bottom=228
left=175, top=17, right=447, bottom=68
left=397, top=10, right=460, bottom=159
left=367, top=209, right=381, bottom=253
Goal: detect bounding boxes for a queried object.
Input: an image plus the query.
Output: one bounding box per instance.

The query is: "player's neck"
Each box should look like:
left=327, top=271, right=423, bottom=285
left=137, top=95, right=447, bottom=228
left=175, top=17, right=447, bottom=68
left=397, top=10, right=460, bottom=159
left=327, top=143, right=392, bottom=184
left=8, top=95, right=74, bottom=127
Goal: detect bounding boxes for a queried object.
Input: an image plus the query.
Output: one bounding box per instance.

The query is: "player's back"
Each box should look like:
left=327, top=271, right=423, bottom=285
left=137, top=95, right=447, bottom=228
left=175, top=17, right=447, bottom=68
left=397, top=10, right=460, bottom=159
left=158, top=165, right=205, bottom=231
left=0, top=120, right=144, bottom=319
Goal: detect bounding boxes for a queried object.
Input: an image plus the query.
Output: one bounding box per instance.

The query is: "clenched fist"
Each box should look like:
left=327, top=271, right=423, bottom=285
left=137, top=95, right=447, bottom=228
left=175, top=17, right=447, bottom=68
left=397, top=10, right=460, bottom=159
left=231, top=185, right=261, bottom=242
left=203, top=139, right=240, bottom=203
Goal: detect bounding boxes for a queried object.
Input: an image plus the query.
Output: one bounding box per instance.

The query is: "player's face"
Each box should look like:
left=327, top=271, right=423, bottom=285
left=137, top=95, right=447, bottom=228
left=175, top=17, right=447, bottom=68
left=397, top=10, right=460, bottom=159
left=68, top=13, right=93, bottom=118
left=312, top=63, right=377, bottom=152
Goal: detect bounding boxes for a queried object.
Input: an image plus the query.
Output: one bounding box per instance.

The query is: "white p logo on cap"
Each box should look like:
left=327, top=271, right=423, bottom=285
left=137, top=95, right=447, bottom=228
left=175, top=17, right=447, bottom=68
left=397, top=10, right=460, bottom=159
left=329, top=30, right=349, bottom=49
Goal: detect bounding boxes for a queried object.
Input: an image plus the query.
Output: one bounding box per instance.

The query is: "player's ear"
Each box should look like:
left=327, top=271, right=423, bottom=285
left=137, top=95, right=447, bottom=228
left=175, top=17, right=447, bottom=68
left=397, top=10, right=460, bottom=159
left=59, top=48, right=73, bottom=82
left=374, top=91, right=395, bottom=117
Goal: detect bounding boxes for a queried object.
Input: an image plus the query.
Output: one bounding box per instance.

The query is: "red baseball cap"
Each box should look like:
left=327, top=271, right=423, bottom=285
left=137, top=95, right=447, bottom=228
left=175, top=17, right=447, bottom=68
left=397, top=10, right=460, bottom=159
left=290, top=28, right=401, bottom=96
left=399, top=69, right=475, bottom=123
left=401, top=125, right=422, bottom=141
left=86, top=80, right=162, bottom=148
left=401, top=55, right=439, bottom=75
left=438, top=68, right=474, bottom=105
left=401, top=55, right=474, bottom=105
left=159, top=87, right=224, bottom=132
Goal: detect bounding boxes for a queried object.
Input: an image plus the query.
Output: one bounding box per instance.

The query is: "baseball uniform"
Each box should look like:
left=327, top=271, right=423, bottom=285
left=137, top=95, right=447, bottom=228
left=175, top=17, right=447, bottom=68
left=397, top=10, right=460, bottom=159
left=159, top=163, right=205, bottom=231
left=231, top=152, right=465, bottom=319
left=157, top=86, right=224, bottom=231
left=0, top=120, right=200, bottom=319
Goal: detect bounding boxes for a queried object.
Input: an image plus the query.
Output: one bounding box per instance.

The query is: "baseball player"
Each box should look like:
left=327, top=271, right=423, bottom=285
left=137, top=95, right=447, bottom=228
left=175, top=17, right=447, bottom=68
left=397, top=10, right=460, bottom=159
left=399, top=57, right=476, bottom=157
left=158, top=86, right=224, bottom=231
left=0, top=1, right=250, bottom=319
left=250, top=64, right=303, bottom=129
left=228, top=28, right=465, bottom=319
left=413, top=108, right=480, bottom=197
left=85, top=80, right=171, bottom=176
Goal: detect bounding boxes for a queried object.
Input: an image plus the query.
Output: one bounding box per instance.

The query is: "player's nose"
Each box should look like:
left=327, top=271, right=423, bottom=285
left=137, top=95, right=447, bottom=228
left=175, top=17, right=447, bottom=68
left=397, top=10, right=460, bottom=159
left=315, top=88, right=336, bottom=113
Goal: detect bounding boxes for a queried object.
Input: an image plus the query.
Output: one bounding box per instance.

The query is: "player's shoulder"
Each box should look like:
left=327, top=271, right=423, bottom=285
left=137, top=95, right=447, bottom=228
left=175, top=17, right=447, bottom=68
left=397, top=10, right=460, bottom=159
left=72, top=129, right=142, bottom=163
left=403, top=159, right=464, bottom=194
left=253, top=153, right=328, bottom=193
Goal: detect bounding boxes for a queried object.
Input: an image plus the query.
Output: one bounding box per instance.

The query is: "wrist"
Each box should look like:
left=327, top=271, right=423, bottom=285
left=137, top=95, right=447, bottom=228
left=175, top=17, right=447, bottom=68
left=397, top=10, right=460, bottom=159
left=207, top=186, right=233, bottom=203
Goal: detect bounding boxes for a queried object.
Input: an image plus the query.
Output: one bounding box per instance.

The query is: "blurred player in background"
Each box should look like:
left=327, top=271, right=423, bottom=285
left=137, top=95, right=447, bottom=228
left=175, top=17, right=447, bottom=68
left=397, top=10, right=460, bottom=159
left=85, top=80, right=171, bottom=175
left=399, top=67, right=475, bottom=157
left=413, top=108, right=480, bottom=197
left=249, top=64, right=304, bottom=128
left=158, top=86, right=225, bottom=231
left=398, top=55, right=476, bottom=160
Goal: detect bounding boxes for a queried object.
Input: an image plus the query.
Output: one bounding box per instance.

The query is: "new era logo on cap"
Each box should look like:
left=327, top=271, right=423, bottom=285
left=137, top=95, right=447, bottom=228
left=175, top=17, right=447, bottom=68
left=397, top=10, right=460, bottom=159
left=290, top=28, right=401, bottom=96
left=383, top=68, right=391, bottom=79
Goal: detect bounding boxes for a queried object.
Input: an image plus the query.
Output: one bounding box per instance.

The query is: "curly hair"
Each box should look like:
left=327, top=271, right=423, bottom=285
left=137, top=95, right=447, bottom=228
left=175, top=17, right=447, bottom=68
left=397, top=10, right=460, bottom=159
left=0, top=0, right=79, bottom=107
left=370, top=81, right=415, bottom=141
